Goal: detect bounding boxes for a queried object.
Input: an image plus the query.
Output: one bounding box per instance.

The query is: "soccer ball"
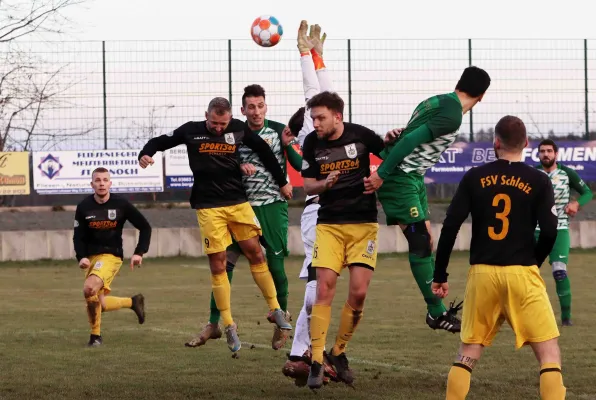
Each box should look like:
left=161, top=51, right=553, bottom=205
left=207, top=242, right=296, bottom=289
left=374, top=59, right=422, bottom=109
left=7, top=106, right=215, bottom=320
left=251, top=15, right=283, bottom=47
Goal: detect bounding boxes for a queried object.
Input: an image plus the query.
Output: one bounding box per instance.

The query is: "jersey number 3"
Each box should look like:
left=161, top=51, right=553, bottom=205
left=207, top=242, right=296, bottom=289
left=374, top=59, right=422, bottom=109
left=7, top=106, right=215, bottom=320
left=488, top=193, right=511, bottom=241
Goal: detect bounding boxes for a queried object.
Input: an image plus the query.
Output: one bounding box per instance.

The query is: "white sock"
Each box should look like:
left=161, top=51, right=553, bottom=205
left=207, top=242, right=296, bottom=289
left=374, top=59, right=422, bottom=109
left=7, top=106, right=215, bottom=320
left=290, top=280, right=317, bottom=357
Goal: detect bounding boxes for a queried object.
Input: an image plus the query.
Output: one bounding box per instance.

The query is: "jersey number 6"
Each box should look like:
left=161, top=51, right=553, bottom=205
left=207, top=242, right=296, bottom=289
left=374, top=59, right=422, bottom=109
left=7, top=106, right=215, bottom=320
left=488, top=193, right=511, bottom=241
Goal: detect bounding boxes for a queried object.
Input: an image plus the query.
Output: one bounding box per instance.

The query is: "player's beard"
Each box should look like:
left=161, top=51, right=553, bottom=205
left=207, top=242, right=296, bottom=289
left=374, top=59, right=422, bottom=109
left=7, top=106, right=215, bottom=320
left=540, top=157, right=555, bottom=168
left=319, top=127, right=337, bottom=140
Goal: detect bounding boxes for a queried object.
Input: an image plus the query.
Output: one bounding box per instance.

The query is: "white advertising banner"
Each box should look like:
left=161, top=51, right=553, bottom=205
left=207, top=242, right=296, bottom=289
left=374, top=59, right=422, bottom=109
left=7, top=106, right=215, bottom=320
left=164, top=147, right=193, bottom=189
left=32, top=150, right=164, bottom=194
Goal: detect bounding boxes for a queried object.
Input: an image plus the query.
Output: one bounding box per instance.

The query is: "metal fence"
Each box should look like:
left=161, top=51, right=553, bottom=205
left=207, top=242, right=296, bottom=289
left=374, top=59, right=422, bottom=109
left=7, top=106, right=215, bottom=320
left=2, top=38, right=596, bottom=151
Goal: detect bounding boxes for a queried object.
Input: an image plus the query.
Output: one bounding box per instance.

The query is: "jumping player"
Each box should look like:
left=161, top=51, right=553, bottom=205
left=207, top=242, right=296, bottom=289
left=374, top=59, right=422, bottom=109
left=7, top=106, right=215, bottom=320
left=185, top=84, right=302, bottom=351
left=280, top=21, right=338, bottom=386
left=301, top=89, right=387, bottom=389
left=138, top=97, right=293, bottom=353
left=432, top=116, right=564, bottom=399
left=363, top=66, right=491, bottom=333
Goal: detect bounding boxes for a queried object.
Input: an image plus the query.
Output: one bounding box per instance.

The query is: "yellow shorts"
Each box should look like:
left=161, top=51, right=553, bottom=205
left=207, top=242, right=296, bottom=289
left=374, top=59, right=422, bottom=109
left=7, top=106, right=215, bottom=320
left=85, top=254, right=123, bottom=295
left=196, top=202, right=262, bottom=255
left=461, top=264, right=560, bottom=349
left=311, top=223, right=379, bottom=274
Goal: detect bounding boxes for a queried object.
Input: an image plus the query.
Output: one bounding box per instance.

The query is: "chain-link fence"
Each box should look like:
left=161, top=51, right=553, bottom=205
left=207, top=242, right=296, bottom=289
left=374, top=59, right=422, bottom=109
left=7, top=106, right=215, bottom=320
left=2, top=38, right=596, bottom=152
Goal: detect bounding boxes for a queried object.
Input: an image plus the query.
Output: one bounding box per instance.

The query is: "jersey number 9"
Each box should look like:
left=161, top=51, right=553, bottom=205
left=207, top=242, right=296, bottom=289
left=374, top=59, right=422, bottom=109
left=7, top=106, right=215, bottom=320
left=488, top=193, right=511, bottom=241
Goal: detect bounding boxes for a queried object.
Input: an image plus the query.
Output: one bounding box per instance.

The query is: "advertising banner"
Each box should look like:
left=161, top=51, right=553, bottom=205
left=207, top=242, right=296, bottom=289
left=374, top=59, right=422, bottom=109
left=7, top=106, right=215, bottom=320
left=0, top=152, right=30, bottom=195
left=32, top=150, right=164, bottom=194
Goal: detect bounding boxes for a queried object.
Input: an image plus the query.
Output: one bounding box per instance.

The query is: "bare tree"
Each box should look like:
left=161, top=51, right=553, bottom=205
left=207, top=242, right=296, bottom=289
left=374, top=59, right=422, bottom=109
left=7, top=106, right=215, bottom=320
left=0, top=0, right=85, bottom=43
left=0, top=0, right=89, bottom=206
left=0, top=48, right=98, bottom=152
left=0, top=0, right=92, bottom=152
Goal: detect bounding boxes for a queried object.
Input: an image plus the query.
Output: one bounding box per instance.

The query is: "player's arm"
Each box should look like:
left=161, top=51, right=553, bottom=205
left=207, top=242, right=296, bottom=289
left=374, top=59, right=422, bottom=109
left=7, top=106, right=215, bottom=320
left=72, top=204, right=89, bottom=263
left=360, top=126, right=385, bottom=158
left=301, top=54, right=320, bottom=102
left=124, top=201, right=152, bottom=269
left=535, top=176, right=559, bottom=266
left=433, top=173, right=472, bottom=284
left=285, top=141, right=303, bottom=172
left=125, top=201, right=152, bottom=256
left=565, top=165, right=593, bottom=207
left=138, top=122, right=188, bottom=166
left=278, top=124, right=303, bottom=172
left=377, top=110, right=464, bottom=180
left=242, top=126, right=289, bottom=188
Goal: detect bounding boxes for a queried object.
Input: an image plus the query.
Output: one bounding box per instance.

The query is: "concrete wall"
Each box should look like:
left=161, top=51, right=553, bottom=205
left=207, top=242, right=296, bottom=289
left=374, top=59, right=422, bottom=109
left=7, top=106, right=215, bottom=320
left=1, top=221, right=594, bottom=262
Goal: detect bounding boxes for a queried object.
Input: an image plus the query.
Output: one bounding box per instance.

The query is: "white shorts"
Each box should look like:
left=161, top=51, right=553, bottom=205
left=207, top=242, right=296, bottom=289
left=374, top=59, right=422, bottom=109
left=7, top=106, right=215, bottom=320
left=299, top=202, right=320, bottom=280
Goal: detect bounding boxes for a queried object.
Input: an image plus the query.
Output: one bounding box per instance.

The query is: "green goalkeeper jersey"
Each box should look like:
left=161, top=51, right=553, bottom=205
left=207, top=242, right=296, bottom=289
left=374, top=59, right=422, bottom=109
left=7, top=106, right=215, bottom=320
left=237, top=119, right=289, bottom=207
left=536, top=163, right=593, bottom=230
left=377, top=92, right=463, bottom=179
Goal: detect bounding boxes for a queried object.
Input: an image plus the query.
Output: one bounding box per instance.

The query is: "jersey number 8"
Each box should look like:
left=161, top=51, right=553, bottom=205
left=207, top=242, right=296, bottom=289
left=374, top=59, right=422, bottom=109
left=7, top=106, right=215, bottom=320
left=488, top=193, right=511, bottom=241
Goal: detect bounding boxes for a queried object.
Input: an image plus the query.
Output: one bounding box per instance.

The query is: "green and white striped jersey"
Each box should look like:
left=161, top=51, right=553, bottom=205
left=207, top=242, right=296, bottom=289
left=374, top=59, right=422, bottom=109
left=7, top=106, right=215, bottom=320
left=238, top=119, right=287, bottom=206
left=536, top=163, right=592, bottom=230
left=380, top=92, right=463, bottom=176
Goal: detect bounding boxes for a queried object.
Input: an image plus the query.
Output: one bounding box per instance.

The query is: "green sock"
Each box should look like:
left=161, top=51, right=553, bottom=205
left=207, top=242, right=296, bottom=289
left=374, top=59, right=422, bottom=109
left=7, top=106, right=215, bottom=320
left=409, top=253, right=447, bottom=318
left=555, top=276, right=571, bottom=320
left=209, top=269, right=234, bottom=324
left=267, top=254, right=288, bottom=312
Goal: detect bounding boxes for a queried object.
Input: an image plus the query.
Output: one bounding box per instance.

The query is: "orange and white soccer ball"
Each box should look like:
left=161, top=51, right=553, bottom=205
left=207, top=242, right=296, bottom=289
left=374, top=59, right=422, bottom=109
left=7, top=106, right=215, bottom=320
left=251, top=15, right=283, bottom=47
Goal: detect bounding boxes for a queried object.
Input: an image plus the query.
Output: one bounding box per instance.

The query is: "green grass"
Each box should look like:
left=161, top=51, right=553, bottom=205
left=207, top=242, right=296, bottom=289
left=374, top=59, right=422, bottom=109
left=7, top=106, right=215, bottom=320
left=1, top=251, right=595, bottom=399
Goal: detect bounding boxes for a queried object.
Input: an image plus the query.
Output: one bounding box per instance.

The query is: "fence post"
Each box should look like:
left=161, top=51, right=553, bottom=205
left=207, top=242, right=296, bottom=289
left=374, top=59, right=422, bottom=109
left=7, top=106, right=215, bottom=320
left=468, top=38, right=474, bottom=142
left=585, top=39, right=589, bottom=140
left=347, top=39, right=352, bottom=123
left=228, top=40, right=233, bottom=106
left=102, top=40, right=108, bottom=150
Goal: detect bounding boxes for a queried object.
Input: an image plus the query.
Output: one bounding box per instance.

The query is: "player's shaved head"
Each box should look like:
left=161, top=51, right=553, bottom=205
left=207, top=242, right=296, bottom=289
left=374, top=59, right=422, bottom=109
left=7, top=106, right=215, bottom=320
left=494, top=115, right=527, bottom=152
left=207, top=97, right=232, bottom=116
left=92, top=167, right=110, bottom=179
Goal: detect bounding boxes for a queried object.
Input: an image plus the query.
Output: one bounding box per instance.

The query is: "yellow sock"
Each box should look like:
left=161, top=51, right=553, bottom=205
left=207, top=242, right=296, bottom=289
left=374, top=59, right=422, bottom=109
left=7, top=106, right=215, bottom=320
left=211, top=272, right=234, bottom=326
left=446, top=363, right=472, bottom=400
left=310, top=304, right=332, bottom=364
left=250, top=262, right=280, bottom=311
left=332, top=302, right=363, bottom=355
left=540, top=363, right=566, bottom=400
left=103, top=296, right=132, bottom=311
left=85, top=295, right=101, bottom=336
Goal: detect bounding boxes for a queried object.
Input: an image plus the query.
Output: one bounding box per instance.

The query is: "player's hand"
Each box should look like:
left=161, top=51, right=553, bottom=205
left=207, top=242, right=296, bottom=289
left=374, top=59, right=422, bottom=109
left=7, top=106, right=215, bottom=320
left=281, top=126, right=295, bottom=147
left=130, top=254, right=143, bottom=270
left=79, top=258, right=90, bottom=270
left=432, top=282, right=449, bottom=298
left=308, top=24, right=326, bottom=56
left=564, top=200, right=579, bottom=217
left=384, top=128, right=404, bottom=145
left=297, top=20, right=314, bottom=53
left=240, top=163, right=257, bottom=176
left=139, top=155, right=154, bottom=169
left=363, top=171, right=383, bottom=194
left=280, top=183, right=293, bottom=200
left=325, top=170, right=340, bottom=189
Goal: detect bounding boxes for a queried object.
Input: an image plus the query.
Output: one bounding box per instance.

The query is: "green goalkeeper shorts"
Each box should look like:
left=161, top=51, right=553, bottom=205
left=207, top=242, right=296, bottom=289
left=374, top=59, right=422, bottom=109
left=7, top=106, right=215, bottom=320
left=228, top=200, right=289, bottom=257
left=377, top=170, right=429, bottom=226
left=534, top=228, right=569, bottom=265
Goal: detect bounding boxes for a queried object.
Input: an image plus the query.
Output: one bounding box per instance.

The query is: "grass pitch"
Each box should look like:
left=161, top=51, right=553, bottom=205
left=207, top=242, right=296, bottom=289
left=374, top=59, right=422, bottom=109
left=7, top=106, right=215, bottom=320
left=1, top=251, right=595, bottom=399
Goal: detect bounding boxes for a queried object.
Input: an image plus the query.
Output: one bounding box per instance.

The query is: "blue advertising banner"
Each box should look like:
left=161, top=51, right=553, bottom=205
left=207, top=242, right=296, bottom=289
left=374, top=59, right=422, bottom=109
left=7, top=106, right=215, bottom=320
left=424, top=140, right=596, bottom=184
